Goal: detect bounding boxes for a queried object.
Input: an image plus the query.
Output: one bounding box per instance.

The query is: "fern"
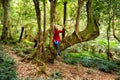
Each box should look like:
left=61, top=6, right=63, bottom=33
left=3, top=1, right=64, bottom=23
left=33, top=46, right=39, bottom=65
left=0, top=50, right=18, bottom=80
left=63, top=52, right=119, bottom=73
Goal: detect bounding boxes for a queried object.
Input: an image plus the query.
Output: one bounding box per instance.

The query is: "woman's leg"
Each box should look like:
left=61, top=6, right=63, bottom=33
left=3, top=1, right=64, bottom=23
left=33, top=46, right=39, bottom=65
left=54, top=41, right=60, bottom=56
left=56, top=42, right=60, bottom=56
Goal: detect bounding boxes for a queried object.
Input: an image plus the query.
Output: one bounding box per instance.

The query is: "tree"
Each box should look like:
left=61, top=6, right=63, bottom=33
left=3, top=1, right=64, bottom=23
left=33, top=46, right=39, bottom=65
left=33, top=0, right=100, bottom=63
left=75, top=0, right=84, bottom=33
left=42, top=0, right=47, bottom=52
left=43, top=0, right=46, bottom=39
left=33, top=0, right=43, bottom=59
left=112, top=17, right=120, bottom=43
left=112, top=0, right=120, bottom=43
left=1, top=0, right=11, bottom=40
left=62, top=1, right=67, bottom=39
left=98, top=0, right=120, bottom=60
left=107, top=0, right=120, bottom=59
left=49, top=0, right=57, bottom=47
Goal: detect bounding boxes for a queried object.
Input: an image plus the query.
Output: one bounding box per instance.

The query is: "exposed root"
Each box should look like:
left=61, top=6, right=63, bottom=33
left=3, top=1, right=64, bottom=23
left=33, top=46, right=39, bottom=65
left=34, top=58, right=49, bottom=76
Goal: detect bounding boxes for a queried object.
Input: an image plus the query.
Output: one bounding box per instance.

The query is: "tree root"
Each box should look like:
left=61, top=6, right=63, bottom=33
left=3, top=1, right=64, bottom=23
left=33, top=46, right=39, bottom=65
left=34, top=58, right=49, bottom=76
left=20, top=41, right=44, bottom=62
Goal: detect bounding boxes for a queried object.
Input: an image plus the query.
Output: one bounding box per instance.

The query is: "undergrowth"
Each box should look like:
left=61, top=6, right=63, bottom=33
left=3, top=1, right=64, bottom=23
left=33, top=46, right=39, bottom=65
left=4, top=39, right=35, bottom=57
left=62, top=51, right=120, bottom=73
left=0, top=46, right=18, bottom=80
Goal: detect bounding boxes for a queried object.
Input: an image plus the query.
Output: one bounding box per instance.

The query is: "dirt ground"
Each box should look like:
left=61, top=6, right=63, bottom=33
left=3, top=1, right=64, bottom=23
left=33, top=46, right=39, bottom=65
left=3, top=45, right=118, bottom=80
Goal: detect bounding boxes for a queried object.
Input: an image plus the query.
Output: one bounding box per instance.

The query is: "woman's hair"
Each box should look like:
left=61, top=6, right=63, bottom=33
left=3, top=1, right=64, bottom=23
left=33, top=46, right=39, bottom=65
left=53, top=24, right=58, bottom=30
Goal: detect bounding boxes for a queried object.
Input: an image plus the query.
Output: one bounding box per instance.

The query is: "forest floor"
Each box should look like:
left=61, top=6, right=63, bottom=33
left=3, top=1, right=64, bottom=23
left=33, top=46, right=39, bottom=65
left=3, top=44, right=118, bottom=80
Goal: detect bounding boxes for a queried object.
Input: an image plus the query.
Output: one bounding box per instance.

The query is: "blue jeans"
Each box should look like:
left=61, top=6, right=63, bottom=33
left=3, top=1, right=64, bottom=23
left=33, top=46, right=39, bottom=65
left=54, top=40, right=60, bottom=56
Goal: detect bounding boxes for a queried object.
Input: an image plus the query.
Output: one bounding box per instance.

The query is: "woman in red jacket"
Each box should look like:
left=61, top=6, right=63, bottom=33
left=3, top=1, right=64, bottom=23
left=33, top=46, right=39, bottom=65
left=53, top=25, right=63, bottom=56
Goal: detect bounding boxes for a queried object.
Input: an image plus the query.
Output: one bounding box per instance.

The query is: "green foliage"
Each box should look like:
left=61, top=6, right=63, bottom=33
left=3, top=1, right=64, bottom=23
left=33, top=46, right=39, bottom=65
left=62, top=52, right=120, bottom=73
left=13, top=40, right=35, bottom=57
left=0, top=50, right=18, bottom=80
left=96, top=39, right=118, bottom=48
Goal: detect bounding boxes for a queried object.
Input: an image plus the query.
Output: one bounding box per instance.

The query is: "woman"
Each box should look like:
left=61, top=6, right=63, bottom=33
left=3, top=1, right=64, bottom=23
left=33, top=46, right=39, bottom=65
left=53, top=25, right=63, bottom=56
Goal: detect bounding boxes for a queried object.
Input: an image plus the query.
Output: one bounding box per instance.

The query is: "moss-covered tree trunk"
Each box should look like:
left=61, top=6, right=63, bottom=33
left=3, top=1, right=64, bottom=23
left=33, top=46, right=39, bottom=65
left=34, top=0, right=100, bottom=63
left=60, top=0, right=99, bottom=51
left=1, top=0, right=10, bottom=40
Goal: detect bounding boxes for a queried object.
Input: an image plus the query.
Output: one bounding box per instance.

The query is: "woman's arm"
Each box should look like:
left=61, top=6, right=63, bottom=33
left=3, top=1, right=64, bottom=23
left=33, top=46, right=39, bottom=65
left=58, top=30, right=63, bottom=33
left=58, top=27, right=65, bottom=33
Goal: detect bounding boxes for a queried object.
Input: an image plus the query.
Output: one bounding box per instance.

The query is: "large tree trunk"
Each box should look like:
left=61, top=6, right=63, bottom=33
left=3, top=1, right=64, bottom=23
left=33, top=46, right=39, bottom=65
left=34, top=0, right=100, bottom=63
left=49, top=0, right=57, bottom=47
left=1, top=0, right=10, bottom=40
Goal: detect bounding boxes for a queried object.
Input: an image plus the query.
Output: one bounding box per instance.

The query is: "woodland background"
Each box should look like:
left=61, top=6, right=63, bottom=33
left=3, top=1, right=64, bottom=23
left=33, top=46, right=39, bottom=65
left=0, top=0, right=120, bottom=80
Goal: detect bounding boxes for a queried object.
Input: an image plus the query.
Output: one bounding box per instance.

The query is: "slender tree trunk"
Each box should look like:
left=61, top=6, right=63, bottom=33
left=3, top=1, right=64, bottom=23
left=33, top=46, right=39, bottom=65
left=62, top=1, right=67, bottom=39
left=75, top=0, right=84, bottom=33
left=42, top=0, right=46, bottom=52
left=33, top=0, right=42, bottom=58
left=106, top=1, right=113, bottom=60
left=107, top=16, right=112, bottom=60
left=86, top=0, right=91, bottom=26
left=112, top=12, right=120, bottom=42
left=1, top=0, right=10, bottom=40
left=19, top=27, right=24, bottom=42
left=43, top=0, right=46, bottom=38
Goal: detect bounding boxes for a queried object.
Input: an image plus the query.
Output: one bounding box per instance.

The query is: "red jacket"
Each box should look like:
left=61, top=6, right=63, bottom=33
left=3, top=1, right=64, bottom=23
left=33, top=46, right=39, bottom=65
left=53, top=29, right=63, bottom=41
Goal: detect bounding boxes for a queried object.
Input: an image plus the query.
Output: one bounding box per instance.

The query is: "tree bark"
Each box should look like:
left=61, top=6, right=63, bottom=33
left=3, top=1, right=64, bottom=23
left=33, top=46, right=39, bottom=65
left=106, top=1, right=113, bottom=60
left=49, top=0, right=57, bottom=46
left=33, top=0, right=42, bottom=58
left=43, top=0, right=46, bottom=38
left=112, top=12, right=120, bottom=43
left=33, top=0, right=42, bottom=43
left=1, top=0, right=10, bottom=40
left=19, top=27, right=24, bottom=42
left=62, top=1, right=67, bottom=39
left=42, top=0, right=46, bottom=52
left=75, top=0, right=84, bottom=33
